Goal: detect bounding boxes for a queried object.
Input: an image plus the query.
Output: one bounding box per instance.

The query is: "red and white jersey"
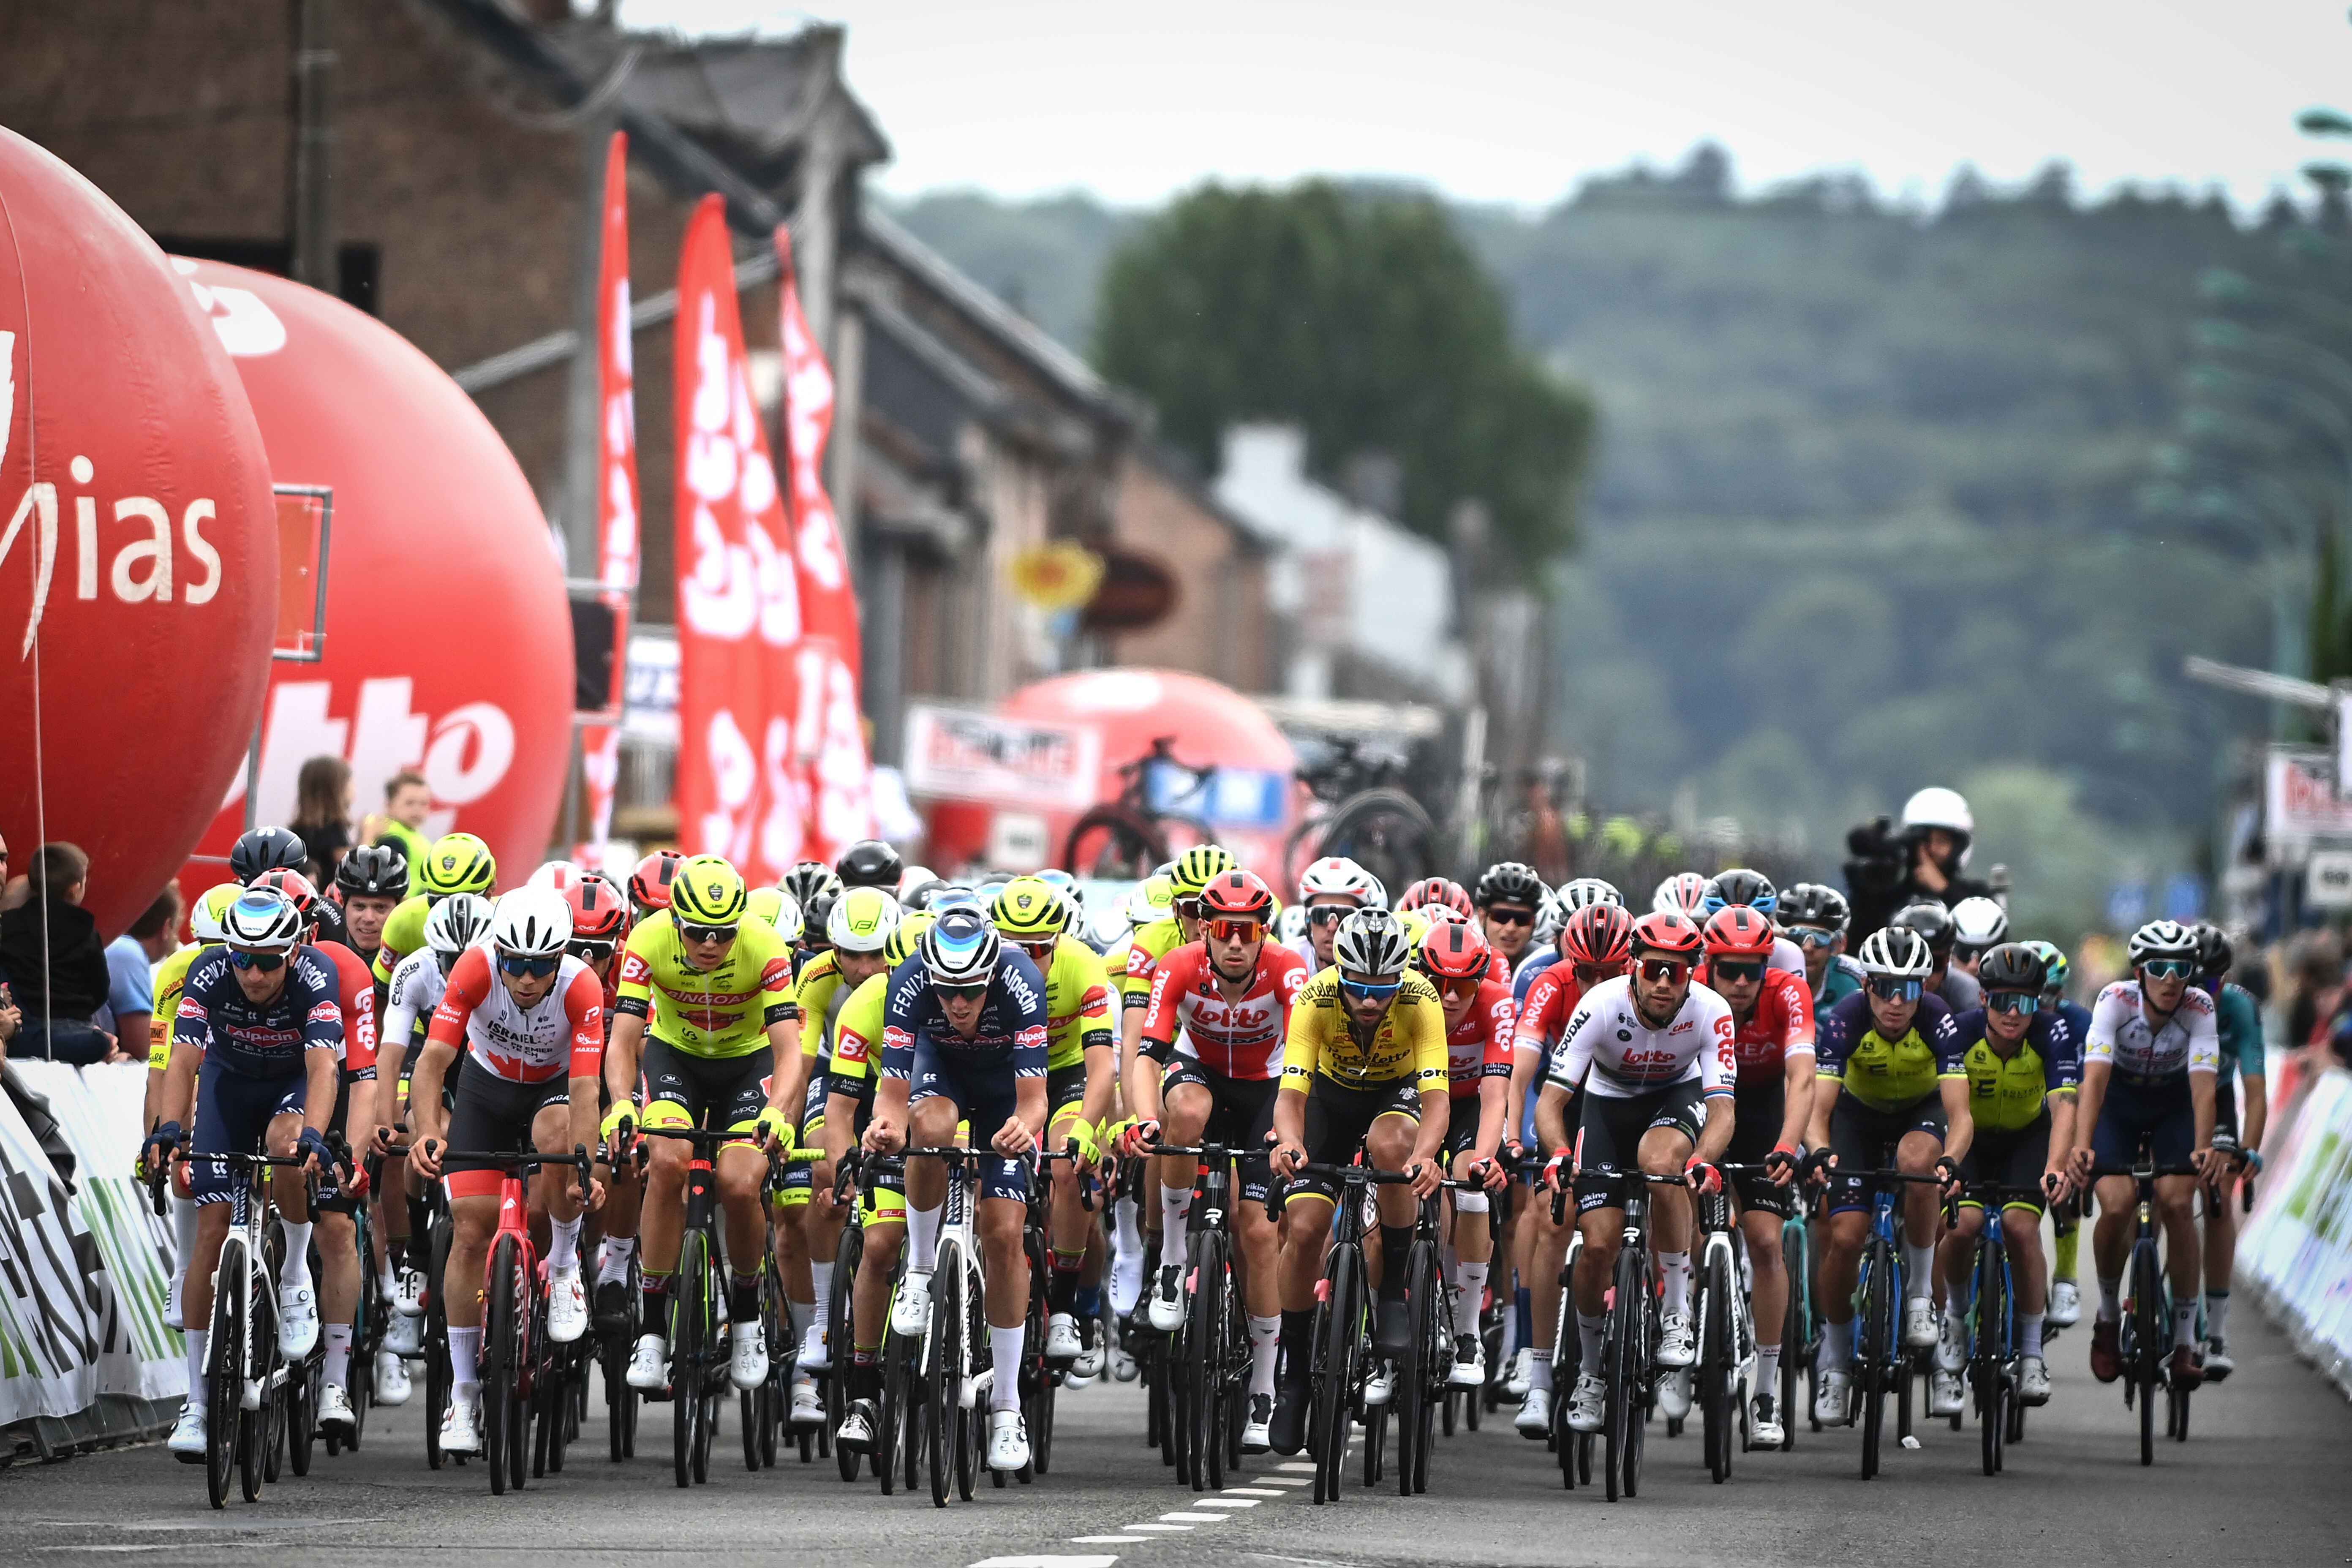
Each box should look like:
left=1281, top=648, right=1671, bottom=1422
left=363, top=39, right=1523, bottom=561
left=1707, top=964, right=1816, bottom=1086
left=1140, top=941, right=1309, bottom=1081
left=1544, top=976, right=1736, bottom=1100
left=317, top=939, right=380, bottom=1077
left=1511, top=963, right=1587, bottom=1059
left=1445, top=978, right=1516, bottom=1099
left=426, top=948, right=605, bottom=1085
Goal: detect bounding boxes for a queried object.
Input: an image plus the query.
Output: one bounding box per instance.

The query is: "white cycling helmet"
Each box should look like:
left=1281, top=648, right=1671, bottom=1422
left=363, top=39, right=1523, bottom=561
left=221, top=890, right=305, bottom=953
left=1901, top=787, right=1975, bottom=865
left=1653, top=872, right=1711, bottom=918
left=425, top=892, right=495, bottom=956
left=1298, top=855, right=1382, bottom=908
left=1332, top=908, right=1412, bottom=979
left=526, top=860, right=583, bottom=892
left=1949, top=896, right=2009, bottom=951
left=828, top=885, right=903, bottom=956
left=920, top=908, right=1002, bottom=985
left=189, top=883, right=242, bottom=945
left=1530, top=890, right=1566, bottom=949
left=2127, top=918, right=2198, bottom=969
left=1857, top=926, right=1935, bottom=980
left=1276, top=904, right=1309, bottom=947
left=1558, top=877, right=1623, bottom=913
left=490, top=887, right=572, bottom=959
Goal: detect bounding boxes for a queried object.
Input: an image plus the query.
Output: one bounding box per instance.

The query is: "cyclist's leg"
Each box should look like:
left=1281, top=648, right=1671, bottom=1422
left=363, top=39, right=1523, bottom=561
left=439, top=1073, right=536, bottom=1419
left=1042, top=1060, right=1098, bottom=1328
left=1639, top=1086, right=1703, bottom=1331
left=1814, top=1094, right=1879, bottom=1376
left=713, top=1050, right=776, bottom=1332
left=1154, top=1063, right=1211, bottom=1275
left=1446, top=1106, right=1492, bottom=1356
left=180, top=1064, right=289, bottom=1412
left=2147, top=1091, right=2203, bottom=1353
left=2087, top=1087, right=2146, bottom=1326
left=901, top=1038, right=967, bottom=1292
left=635, top=1039, right=702, bottom=1342
left=1224, top=1072, right=1285, bottom=1404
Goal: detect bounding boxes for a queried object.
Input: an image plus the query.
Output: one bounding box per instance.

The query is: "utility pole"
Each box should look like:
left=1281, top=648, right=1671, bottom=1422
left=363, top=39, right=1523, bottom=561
left=288, top=0, right=336, bottom=292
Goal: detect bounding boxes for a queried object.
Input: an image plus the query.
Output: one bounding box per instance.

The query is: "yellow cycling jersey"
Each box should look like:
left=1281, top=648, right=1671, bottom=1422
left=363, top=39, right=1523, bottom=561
left=789, top=948, right=852, bottom=1062
left=1955, top=1010, right=2080, bottom=1133
left=1281, top=969, right=1448, bottom=1092
left=147, top=942, right=204, bottom=1069
left=371, top=893, right=431, bottom=987
left=615, top=910, right=797, bottom=1059
left=1814, top=990, right=1966, bottom=1114
left=1120, top=917, right=1187, bottom=1010
left=824, top=972, right=888, bottom=1092
left=1033, top=934, right=1116, bottom=1071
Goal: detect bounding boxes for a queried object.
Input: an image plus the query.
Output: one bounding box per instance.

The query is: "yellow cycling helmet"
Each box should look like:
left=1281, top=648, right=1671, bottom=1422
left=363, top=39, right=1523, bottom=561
left=992, top=876, right=1064, bottom=939
left=746, top=885, right=803, bottom=939
left=1169, top=844, right=1238, bottom=900
left=188, top=882, right=244, bottom=945
left=884, top=910, right=934, bottom=967
left=1125, top=875, right=1174, bottom=930
left=419, top=832, right=496, bottom=898
left=1396, top=907, right=1433, bottom=949
left=671, top=855, right=749, bottom=928
left=829, top=886, right=902, bottom=955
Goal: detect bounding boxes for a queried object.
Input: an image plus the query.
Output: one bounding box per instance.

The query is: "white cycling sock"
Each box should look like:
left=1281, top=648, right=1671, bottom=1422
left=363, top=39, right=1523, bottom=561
left=1114, top=1194, right=1144, bottom=1258
left=172, top=1190, right=199, bottom=1272
left=2096, top=1274, right=2121, bottom=1325
left=1158, top=1184, right=1193, bottom=1271
left=448, top=1326, right=480, bottom=1387
left=599, top=1235, right=637, bottom=1286
left=2205, top=1289, right=2231, bottom=1342
left=1658, top=1251, right=1692, bottom=1317
left=2021, top=1312, right=2044, bottom=1358
left=2172, top=1299, right=2197, bottom=1348
left=1249, top=1315, right=1281, bottom=1401
left=1527, top=1347, right=1554, bottom=1393
left=1902, top=1242, right=1935, bottom=1298
left=279, top=1221, right=313, bottom=1281
left=185, top=1330, right=208, bottom=1409
left=323, top=1324, right=352, bottom=1390
left=1820, top=1318, right=1852, bottom=1372
left=1756, top=1344, right=1780, bottom=1400
left=990, top=1325, right=1024, bottom=1412
left=907, top=1202, right=943, bottom=1277
left=1455, top=1261, right=1489, bottom=1339
left=1577, top=1312, right=1606, bottom=1377
left=811, top=1262, right=835, bottom=1333
left=548, top=1214, right=581, bottom=1271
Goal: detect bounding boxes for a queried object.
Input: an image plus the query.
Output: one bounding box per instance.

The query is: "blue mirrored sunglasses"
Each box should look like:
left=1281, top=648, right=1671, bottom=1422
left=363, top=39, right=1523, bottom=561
left=1339, top=977, right=1401, bottom=1002
left=2138, top=958, right=2194, bottom=980
left=1867, top=977, right=1922, bottom=1002
left=229, top=950, right=286, bottom=972
left=498, top=954, right=560, bottom=978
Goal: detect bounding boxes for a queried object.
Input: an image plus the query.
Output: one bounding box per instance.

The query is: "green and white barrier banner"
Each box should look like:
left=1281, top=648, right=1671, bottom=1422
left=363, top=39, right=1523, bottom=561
left=2241, top=1065, right=2352, bottom=1395
left=0, top=1062, right=183, bottom=1427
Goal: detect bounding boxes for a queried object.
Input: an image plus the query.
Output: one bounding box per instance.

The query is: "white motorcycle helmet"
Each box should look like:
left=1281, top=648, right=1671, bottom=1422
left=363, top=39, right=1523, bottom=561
left=1900, top=787, right=1974, bottom=868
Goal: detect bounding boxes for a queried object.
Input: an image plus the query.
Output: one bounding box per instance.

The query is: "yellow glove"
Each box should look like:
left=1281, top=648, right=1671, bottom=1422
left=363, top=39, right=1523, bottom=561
left=1065, top=1119, right=1100, bottom=1165
left=599, top=1103, right=636, bottom=1145
left=756, top=1105, right=796, bottom=1154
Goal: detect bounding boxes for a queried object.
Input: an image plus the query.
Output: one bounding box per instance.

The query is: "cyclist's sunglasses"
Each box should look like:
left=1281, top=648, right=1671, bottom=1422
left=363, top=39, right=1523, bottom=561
left=1307, top=906, right=1352, bottom=928
left=498, top=953, right=561, bottom=979
left=1788, top=926, right=1838, bottom=948
left=1434, top=975, right=1481, bottom=1002
left=1339, top=976, right=1401, bottom=1002
left=1484, top=906, right=1535, bottom=927
left=2137, top=958, right=2194, bottom=980
left=1635, top=958, right=1690, bottom=985
left=1206, top=917, right=1263, bottom=944
left=1013, top=937, right=1057, bottom=964
left=678, top=920, right=739, bottom=945
left=1710, top=959, right=1764, bottom=985
left=1867, top=977, right=1924, bottom=1002
left=1172, top=897, right=1203, bottom=922
left=1573, top=962, right=1625, bottom=988
left=1986, top=991, right=2039, bottom=1015
left=228, top=950, right=286, bottom=972
left=933, top=980, right=990, bottom=1002
left=568, top=939, right=616, bottom=964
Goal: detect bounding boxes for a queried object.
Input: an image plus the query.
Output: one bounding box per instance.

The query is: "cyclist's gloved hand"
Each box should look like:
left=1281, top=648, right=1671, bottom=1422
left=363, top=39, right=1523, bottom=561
left=1765, top=1141, right=1800, bottom=1184
left=1065, top=1120, right=1100, bottom=1167
left=1684, top=1155, right=1722, bottom=1196
left=755, top=1106, right=796, bottom=1155
left=142, top=1121, right=183, bottom=1171
left=1934, top=1154, right=1963, bottom=1195
left=600, top=1102, right=637, bottom=1149
left=1541, top=1147, right=1573, bottom=1192
left=2245, top=1148, right=2265, bottom=1176
left=297, top=1126, right=335, bottom=1173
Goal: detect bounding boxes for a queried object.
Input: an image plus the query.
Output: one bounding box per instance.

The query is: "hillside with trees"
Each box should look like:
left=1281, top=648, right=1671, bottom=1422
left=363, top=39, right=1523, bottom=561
left=888, top=150, right=2300, bottom=933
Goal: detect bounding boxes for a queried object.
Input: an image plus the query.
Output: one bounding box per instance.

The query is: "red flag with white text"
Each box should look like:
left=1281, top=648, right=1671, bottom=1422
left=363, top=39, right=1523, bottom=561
left=672, top=196, right=806, bottom=879
left=774, top=227, right=874, bottom=857
left=578, top=130, right=637, bottom=866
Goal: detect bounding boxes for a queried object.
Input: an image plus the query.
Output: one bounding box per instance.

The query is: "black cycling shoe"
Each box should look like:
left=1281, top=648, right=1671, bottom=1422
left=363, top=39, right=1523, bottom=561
left=1375, top=1298, right=1411, bottom=1359
left=1269, top=1381, right=1310, bottom=1456
left=593, top=1279, right=632, bottom=1338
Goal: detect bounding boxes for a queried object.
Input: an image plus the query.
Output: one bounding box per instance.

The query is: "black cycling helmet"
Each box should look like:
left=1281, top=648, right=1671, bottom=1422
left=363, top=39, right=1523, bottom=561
left=231, top=825, right=309, bottom=884
left=2191, top=921, right=2232, bottom=980
left=1703, top=868, right=1777, bottom=915
left=335, top=843, right=409, bottom=899
left=835, top=839, right=904, bottom=891
left=900, top=876, right=947, bottom=913
left=1976, top=942, right=2047, bottom=995
left=1473, top=861, right=1546, bottom=910
left=1890, top=899, right=1956, bottom=958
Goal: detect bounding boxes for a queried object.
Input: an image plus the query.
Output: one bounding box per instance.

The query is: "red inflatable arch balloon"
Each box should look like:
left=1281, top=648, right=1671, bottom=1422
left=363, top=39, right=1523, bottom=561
left=0, top=131, right=278, bottom=936
left=175, top=261, right=573, bottom=898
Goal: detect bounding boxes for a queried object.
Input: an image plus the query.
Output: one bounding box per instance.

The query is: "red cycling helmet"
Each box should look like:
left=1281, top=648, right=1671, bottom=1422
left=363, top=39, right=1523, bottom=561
left=629, top=849, right=684, bottom=914
left=247, top=867, right=321, bottom=927
left=1397, top=877, right=1474, bottom=919
left=1200, top=868, right=1276, bottom=923
left=1701, top=905, right=1775, bottom=959
left=1563, top=902, right=1635, bottom=968
left=1629, top=909, right=1705, bottom=961
left=566, top=872, right=632, bottom=944
left=1417, top=918, right=1492, bottom=983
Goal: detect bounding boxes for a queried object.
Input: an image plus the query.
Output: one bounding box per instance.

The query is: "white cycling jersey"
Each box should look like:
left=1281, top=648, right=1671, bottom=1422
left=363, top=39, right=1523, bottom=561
left=383, top=946, right=452, bottom=1060
left=2085, top=980, right=2219, bottom=1078
left=1545, top=975, right=1737, bottom=1100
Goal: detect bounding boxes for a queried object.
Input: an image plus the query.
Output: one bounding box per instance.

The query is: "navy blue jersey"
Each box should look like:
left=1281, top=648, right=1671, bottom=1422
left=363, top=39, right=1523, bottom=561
left=879, top=948, right=1049, bottom=1081
left=174, top=944, right=345, bottom=1078
left=1512, top=948, right=1558, bottom=1005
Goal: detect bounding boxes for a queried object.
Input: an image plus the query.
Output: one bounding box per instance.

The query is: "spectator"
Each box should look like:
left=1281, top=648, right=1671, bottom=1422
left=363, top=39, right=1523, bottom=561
left=292, top=754, right=354, bottom=885
left=356, top=768, right=432, bottom=896
left=100, top=882, right=182, bottom=1062
left=0, top=843, right=115, bottom=1065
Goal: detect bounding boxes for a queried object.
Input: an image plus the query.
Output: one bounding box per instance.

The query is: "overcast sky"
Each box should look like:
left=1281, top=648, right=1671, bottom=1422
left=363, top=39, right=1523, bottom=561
left=624, top=0, right=2350, bottom=212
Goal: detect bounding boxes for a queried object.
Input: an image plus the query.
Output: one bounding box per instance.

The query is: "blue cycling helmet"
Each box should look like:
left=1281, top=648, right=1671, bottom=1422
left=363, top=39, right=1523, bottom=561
left=920, top=907, right=1001, bottom=985
left=1702, top=868, right=1777, bottom=917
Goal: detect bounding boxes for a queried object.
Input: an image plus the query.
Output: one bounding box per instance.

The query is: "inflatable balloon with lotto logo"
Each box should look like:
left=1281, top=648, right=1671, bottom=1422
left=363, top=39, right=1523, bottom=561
left=174, top=260, right=572, bottom=896
left=0, top=130, right=279, bottom=936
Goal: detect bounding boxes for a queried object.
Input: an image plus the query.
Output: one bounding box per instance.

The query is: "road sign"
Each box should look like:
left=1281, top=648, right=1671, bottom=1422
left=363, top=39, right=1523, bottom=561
left=2308, top=850, right=2352, bottom=910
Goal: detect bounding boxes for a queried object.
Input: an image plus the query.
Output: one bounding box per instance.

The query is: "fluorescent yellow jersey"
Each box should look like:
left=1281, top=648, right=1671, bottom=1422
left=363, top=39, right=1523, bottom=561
left=1033, top=934, right=1116, bottom=1072
left=825, top=972, right=888, bottom=1094
left=615, top=909, right=798, bottom=1059
left=789, top=948, right=851, bottom=1062
left=147, top=942, right=204, bottom=1069
left=1814, top=990, right=1967, bottom=1113
left=371, top=893, right=431, bottom=987
left=1954, top=1009, right=2080, bottom=1133
left=1120, top=916, right=1187, bottom=1010
left=1281, top=969, right=1448, bottom=1092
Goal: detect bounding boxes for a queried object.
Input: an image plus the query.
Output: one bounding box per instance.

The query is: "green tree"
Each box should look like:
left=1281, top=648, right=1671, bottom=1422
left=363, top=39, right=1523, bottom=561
left=1092, top=181, right=1595, bottom=559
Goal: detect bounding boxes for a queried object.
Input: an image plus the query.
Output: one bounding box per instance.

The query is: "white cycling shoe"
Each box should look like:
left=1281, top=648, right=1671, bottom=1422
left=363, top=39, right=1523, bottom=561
left=1936, top=1313, right=1967, bottom=1374
left=1045, top=1311, right=1085, bottom=1362
left=729, top=1320, right=768, bottom=1391
left=1928, top=1368, right=1964, bottom=1417
left=798, top=1322, right=830, bottom=1372
left=383, top=1309, right=424, bottom=1358
left=547, top=1265, right=588, bottom=1345
left=1145, top=1265, right=1186, bottom=1332
left=1901, top=1296, right=1939, bottom=1350
left=1814, top=1369, right=1853, bottom=1424
left=789, top=1375, right=823, bottom=1426
left=394, top=1266, right=428, bottom=1318
left=374, top=1348, right=411, bottom=1406
left=318, top=1381, right=357, bottom=1431
left=440, top=1387, right=484, bottom=1454
left=838, top=1400, right=876, bottom=1450
left=1071, top=1320, right=1106, bottom=1379
left=1656, top=1367, right=1692, bottom=1420
left=1514, top=1385, right=1552, bottom=1437
left=278, top=1274, right=321, bottom=1359
left=1241, top=1392, right=1273, bottom=1453
left=2018, top=1355, right=2052, bottom=1405
left=167, top=1404, right=207, bottom=1459
left=2047, top=1279, right=2081, bottom=1328
left=1504, top=1346, right=1533, bottom=1397
left=1750, top=1392, right=1786, bottom=1448
left=1655, top=1312, right=1696, bottom=1368
left=987, top=1409, right=1030, bottom=1472
left=1448, top=1335, right=1486, bottom=1389
left=1566, top=1373, right=1607, bottom=1434
left=625, top=1331, right=669, bottom=1391
left=1362, top=1364, right=1394, bottom=1407
left=890, top=1278, right=934, bottom=1340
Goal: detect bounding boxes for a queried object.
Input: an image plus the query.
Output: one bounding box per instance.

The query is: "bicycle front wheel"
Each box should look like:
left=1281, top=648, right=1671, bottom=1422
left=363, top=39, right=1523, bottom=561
left=485, top=1234, right=520, bottom=1495
left=1405, top=1239, right=1444, bottom=1496
left=928, top=1250, right=963, bottom=1508
left=672, top=1232, right=706, bottom=1489
left=2132, top=1243, right=2163, bottom=1467
left=1975, top=1235, right=2007, bottom=1477
left=1701, top=1247, right=1733, bottom=1484
left=1780, top=1219, right=1807, bottom=1450
left=1605, top=1239, right=1642, bottom=1503
left=1311, top=1249, right=1360, bottom=1505
left=1858, top=1240, right=1888, bottom=1481
left=205, top=1242, right=245, bottom=1509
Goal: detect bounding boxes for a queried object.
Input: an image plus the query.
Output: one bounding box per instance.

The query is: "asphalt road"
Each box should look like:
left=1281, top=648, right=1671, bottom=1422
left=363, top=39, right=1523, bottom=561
left=7, top=1305, right=2345, bottom=1568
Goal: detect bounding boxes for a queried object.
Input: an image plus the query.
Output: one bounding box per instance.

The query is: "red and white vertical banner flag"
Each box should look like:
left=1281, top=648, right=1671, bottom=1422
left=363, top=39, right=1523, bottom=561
left=578, top=130, right=637, bottom=866
left=773, top=226, right=874, bottom=856
left=673, top=195, right=806, bottom=879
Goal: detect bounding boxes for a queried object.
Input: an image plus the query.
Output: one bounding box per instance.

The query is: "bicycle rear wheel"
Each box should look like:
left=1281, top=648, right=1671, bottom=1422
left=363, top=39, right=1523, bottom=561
left=928, top=1250, right=963, bottom=1508
left=673, top=1232, right=707, bottom=1489
left=2132, top=1242, right=2163, bottom=1467
left=1859, top=1241, right=1888, bottom=1481
left=205, top=1245, right=245, bottom=1509
left=1311, top=1249, right=1360, bottom=1505
left=1314, top=788, right=1439, bottom=894
left=1407, top=1239, right=1444, bottom=1496
left=875, top=1312, right=904, bottom=1494
left=1975, top=1236, right=2007, bottom=1477
left=1063, top=805, right=1170, bottom=881
left=1605, top=1239, right=1642, bottom=1503
left=1702, top=1247, right=1733, bottom=1484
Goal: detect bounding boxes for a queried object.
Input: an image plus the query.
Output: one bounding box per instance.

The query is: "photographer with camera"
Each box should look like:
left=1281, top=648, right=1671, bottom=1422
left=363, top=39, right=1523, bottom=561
left=1843, top=787, right=1993, bottom=940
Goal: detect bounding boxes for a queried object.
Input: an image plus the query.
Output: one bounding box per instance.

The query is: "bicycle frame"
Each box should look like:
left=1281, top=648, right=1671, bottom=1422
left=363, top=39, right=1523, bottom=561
left=2091, top=1157, right=2199, bottom=1465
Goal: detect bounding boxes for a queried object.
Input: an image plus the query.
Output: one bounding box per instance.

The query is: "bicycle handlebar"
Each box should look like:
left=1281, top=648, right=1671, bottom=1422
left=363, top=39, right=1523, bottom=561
left=1549, top=1168, right=1689, bottom=1224
left=2089, top=1162, right=2202, bottom=1181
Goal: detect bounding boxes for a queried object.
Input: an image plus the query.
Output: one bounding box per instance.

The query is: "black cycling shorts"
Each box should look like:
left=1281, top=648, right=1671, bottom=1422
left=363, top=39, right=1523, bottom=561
left=1046, top=1062, right=1092, bottom=1120
left=1289, top=1075, right=1421, bottom=1205
left=640, top=1036, right=773, bottom=1138
left=1160, top=1056, right=1279, bottom=1203
left=1726, top=1077, right=1794, bottom=1221
left=442, top=1071, right=572, bottom=1179
left=1571, top=1079, right=1704, bottom=1215
left=1442, top=1094, right=1486, bottom=1162
left=1826, top=1090, right=1947, bottom=1217
left=1958, top=1112, right=2052, bottom=1218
